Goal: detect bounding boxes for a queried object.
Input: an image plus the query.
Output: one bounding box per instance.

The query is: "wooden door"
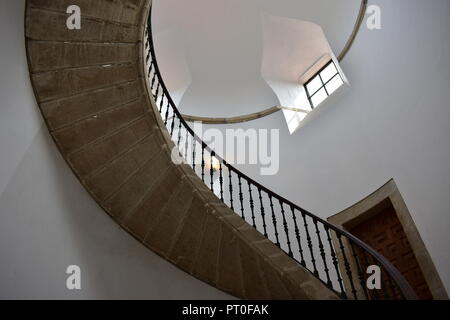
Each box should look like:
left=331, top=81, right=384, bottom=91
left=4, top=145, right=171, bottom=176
left=349, top=204, right=433, bottom=300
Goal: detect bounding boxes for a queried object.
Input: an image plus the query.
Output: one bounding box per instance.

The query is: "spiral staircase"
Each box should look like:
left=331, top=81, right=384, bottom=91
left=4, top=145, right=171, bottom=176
left=25, top=0, right=417, bottom=300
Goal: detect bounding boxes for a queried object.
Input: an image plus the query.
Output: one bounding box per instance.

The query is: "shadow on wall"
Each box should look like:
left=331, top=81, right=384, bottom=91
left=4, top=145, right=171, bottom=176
left=0, top=125, right=232, bottom=299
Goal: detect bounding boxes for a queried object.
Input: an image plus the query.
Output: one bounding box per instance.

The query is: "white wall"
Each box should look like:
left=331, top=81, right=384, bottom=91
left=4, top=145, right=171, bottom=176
left=0, top=0, right=231, bottom=300
left=155, top=0, right=450, bottom=292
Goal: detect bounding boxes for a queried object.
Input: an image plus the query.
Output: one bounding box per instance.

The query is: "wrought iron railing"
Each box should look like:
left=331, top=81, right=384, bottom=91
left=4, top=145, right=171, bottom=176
left=143, top=4, right=417, bottom=300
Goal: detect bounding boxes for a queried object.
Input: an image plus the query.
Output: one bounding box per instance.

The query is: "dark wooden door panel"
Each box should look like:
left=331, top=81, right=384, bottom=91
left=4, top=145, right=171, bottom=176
left=350, top=206, right=433, bottom=300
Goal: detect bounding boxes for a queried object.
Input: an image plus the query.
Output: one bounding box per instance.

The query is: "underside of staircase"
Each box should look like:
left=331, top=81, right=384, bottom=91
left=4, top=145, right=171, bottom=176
left=25, top=0, right=340, bottom=299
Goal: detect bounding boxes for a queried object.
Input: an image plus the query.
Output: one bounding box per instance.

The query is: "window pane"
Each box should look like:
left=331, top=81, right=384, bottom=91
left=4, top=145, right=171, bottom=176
left=311, top=88, right=328, bottom=108
left=325, top=75, right=344, bottom=95
left=306, top=76, right=322, bottom=95
left=320, top=62, right=338, bottom=83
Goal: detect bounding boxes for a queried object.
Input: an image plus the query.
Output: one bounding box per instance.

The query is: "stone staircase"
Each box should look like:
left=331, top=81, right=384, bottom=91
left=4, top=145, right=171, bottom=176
left=25, top=0, right=416, bottom=300
left=25, top=0, right=339, bottom=299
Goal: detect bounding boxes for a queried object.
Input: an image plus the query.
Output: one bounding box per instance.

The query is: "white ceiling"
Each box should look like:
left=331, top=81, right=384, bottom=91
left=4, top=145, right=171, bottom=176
left=152, top=0, right=361, bottom=117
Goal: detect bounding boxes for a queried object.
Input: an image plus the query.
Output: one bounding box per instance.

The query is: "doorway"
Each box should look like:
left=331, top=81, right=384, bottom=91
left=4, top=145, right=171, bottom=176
left=348, top=199, right=432, bottom=299
left=328, top=179, right=448, bottom=300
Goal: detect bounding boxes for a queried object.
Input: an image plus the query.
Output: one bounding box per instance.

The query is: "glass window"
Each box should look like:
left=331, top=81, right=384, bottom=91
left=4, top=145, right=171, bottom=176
left=326, top=76, right=344, bottom=95
left=306, top=76, right=322, bottom=96
left=320, top=62, right=338, bottom=83
left=311, top=88, right=328, bottom=108
left=304, top=60, right=344, bottom=109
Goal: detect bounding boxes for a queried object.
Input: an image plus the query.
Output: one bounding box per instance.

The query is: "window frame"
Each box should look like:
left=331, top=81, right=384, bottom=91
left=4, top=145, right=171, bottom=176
left=304, top=60, right=343, bottom=109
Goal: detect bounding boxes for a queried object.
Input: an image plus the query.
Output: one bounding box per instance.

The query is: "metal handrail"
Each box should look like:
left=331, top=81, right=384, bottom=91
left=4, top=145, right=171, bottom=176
left=144, top=3, right=417, bottom=300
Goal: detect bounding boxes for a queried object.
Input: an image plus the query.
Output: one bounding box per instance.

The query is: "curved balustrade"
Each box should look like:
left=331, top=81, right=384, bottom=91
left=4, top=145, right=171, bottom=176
left=144, top=4, right=417, bottom=300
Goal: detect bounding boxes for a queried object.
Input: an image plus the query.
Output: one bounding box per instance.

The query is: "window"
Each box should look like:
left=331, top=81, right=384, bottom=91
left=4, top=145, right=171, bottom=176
left=304, top=60, right=344, bottom=109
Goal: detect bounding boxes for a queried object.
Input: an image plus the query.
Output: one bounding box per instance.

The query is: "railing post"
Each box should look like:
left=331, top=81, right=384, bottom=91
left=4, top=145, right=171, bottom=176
left=301, top=211, right=319, bottom=277
left=248, top=183, right=256, bottom=228
left=238, top=176, right=245, bottom=220
left=257, top=188, right=268, bottom=237
left=290, top=206, right=305, bottom=267
left=227, top=166, right=234, bottom=210
left=269, top=195, right=280, bottom=247
left=279, top=201, right=293, bottom=257
left=337, top=234, right=358, bottom=300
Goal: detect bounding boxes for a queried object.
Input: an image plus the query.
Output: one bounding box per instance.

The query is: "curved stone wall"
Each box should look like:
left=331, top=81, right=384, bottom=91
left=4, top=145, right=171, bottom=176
left=25, top=0, right=338, bottom=299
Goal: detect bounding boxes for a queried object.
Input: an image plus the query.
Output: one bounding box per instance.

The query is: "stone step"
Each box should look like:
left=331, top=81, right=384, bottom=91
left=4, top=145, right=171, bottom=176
left=26, top=8, right=140, bottom=43
left=40, top=81, right=142, bottom=131
left=103, top=148, right=172, bottom=222
left=140, top=176, right=196, bottom=256
left=67, top=117, right=155, bottom=177
left=27, top=0, right=143, bottom=25
left=27, top=41, right=137, bottom=73
left=31, top=63, right=139, bottom=103
left=53, top=96, right=147, bottom=154
left=25, top=0, right=341, bottom=300
left=84, top=132, right=161, bottom=201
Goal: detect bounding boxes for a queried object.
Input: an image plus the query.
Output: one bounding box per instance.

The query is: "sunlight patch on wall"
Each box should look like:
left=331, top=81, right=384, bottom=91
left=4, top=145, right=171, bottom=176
left=261, top=14, right=348, bottom=134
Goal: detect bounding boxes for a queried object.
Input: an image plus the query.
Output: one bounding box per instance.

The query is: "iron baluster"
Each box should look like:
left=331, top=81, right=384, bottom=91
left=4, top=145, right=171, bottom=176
left=349, top=242, right=369, bottom=300
left=313, top=220, right=331, bottom=285
left=279, top=201, right=293, bottom=257
left=210, top=151, right=215, bottom=192
left=201, top=145, right=205, bottom=183
left=257, top=188, right=268, bottom=237
left=248, top=182, right=256, bottom=228
left=325, top=226, right=346, bottom=298
left=151, top=69, right=157, bottom=90
left=238, top=176, right=245, bottom=220
left=164, top=100, right=170, bottom=125
left=184, top=129, right=190, bottom=160
left=219, top=162, right=224, bottom=202
left=192, top=139, right=196, bottom=172
left=362, top=250, right=379, bottom=300
left=154, top=82, right=160, bottom=100
left=177, top=120, right=182, bottom=147
left=148, top=63, right=154, bottom=77
left=301, top=211, right=319, bottom=276
left=269, top=195, right=280, bottom=247
left=159, top=92, right=165, bottom=113
left=227, top=166, right=234, bottom=210
left=337, top=234, right=358, bottom=300
left=290, top=206, right=305, bottom=267
left=170, top=113, right=176, bottom=137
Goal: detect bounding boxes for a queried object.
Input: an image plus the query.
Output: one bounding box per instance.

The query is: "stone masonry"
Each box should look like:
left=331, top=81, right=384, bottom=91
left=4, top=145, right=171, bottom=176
left=25, top=0, right=339, bottom=300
